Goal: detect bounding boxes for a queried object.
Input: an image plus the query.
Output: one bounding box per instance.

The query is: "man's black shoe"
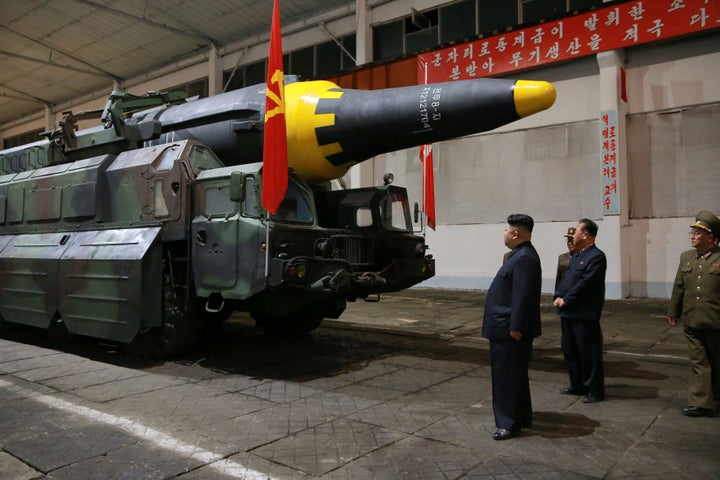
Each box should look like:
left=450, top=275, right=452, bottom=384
left=560, top=387, right=584, bottom=396
left=682, top=406, right=715, bottom=417
left=492, top=428, right=519, bottom=441
left=582, top=393, right=603, bottom=403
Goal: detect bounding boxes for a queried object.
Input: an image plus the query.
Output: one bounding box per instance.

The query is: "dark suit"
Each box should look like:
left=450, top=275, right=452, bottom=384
left=554, top=244, right=607, bottom=398
left=482, top=241, right=542, bottom=431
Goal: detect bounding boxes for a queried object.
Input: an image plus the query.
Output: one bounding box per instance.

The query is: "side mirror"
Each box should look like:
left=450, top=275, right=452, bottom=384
left=414, top=202, right=420, bottom=223
left=229, top=171, right=245, bottom=201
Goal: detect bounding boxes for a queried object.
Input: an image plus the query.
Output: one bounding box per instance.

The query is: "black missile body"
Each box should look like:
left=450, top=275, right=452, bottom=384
left=135, top=77, right=555, bottom=183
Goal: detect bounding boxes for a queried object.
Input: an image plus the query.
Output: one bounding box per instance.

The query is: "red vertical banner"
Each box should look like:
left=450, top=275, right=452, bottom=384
left=420, top=144, right=436, bottom=230
left=261, top=0, right=288, bottom=214
left=418, top=61, right=436, bottom=230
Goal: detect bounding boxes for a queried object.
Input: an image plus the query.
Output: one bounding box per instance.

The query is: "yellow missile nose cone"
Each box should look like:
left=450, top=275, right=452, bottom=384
left=513, top=80, right=556, bottom=118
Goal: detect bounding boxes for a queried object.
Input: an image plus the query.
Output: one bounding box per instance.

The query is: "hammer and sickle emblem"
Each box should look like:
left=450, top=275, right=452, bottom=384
left=265, top=69, right=285, bottom=122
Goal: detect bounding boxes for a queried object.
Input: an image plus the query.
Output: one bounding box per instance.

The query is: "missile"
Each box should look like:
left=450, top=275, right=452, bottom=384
left=134, top=78, right=556, bottom=183
left=284, top=78, right=554, bottom=183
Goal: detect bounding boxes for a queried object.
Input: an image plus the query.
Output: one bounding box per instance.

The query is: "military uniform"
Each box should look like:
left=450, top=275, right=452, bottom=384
left=669, top=210, right=720, bottom=415
left=555, top=227, right=575, bottom=291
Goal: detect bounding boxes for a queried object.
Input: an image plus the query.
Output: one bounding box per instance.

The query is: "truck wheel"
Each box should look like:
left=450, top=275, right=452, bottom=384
left=129, top=272, right=203, bottom=358
left=0, top=313, right=10, bottom=332
left=253, top=313, right=323, bottom=336
left=47, top=315, right=72, bottom=346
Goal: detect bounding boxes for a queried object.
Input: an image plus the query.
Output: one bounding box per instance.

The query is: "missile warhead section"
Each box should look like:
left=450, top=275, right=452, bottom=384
left=283, top=78, right=556, bottom=183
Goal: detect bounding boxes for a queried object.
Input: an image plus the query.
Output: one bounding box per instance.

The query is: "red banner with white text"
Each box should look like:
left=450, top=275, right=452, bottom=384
left=418, top=0, right=720, bottom=83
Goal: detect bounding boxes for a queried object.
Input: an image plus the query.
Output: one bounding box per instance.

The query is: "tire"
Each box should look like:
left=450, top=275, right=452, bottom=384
left=128, top=257, right=203, bottom=358
left=47, top=315, right=73, bottom=346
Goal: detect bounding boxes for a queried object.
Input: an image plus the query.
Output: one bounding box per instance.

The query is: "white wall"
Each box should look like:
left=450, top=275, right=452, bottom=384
left=401, top=35, right=720, bottom=300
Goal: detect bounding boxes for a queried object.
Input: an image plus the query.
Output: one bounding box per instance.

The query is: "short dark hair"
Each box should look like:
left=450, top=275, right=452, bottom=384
left=507, top=213, right=534, bottom=233
left=579, top=218, right=598, bottom=237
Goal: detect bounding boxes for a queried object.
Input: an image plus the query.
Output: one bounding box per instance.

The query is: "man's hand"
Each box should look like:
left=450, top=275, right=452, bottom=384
left=510, top=330, right=522, bottom=341
left=668, top=316, right=677, bottom=327
left=553, top=297, right=565, bottom=308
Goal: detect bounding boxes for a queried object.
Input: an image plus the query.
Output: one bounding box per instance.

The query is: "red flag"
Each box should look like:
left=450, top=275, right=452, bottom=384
left=261, top=0, right=288, bottom=214
left=420, top=143, right=436, bottom=230
left=418, top=60, right=436, bottom=230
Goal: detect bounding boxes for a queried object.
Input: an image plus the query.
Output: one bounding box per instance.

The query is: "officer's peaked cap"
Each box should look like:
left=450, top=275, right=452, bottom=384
left=691, top=210, right=720, bottom=239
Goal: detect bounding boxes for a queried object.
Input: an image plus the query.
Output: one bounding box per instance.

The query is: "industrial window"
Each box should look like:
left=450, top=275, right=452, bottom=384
left=374, top=20, right=404, bottom=60
left=341, top=35, right=356, bottom=70
left=289, top=46, right=314, bottom=80
left=316, top=41, right=342, bottom=77
left=569, top=0, right=602, bottom=12
left=479, top=0, right=518, bottom=33
left=316, top=36, right=355, bottom=77
left=405, top=9, right=438, bottom=54
left=521, top=0, right=567, bottom=24
left=245, top=61, right=267, bottom=87
left=2, top=129, right=44, bottom=149
left=167, top=79, right=208, bottom=99
left=440, top=0, right=476, bottom=43
left=372, top=0, right=605, bottom=62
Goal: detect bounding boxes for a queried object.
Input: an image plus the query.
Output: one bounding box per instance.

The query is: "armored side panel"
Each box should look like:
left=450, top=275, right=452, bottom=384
left=58, top=227, right=162, bottom=343
left=105, top=141, right=223, bottom=241
left=0, top=154, right=114, bottom=232
left=0, top=232, right=72, bottom=328
left=0, top=228, right=161, bottom=341
left=0, top=141, right=54, bottom=174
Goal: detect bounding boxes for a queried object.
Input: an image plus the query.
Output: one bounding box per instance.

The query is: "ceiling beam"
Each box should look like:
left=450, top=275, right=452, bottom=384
left=0, top=25, right=119, bottom=81
left=0, top=85, right=52, bottom=105
left=0, top=49, right=110, bottom=78
left=72, top=0, right=220, bottom=47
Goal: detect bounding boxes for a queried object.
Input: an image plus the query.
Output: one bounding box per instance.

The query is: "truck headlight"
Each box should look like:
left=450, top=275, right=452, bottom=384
left=287, top=264, right=307, bottom=278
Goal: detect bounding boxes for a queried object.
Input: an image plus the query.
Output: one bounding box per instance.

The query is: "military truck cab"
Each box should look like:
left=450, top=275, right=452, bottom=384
left=192, top=163, right=434, bottom=336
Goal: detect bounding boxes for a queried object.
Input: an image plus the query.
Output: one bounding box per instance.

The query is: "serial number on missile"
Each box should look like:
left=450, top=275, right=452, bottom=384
left=419, top=87, right=442, bottom=129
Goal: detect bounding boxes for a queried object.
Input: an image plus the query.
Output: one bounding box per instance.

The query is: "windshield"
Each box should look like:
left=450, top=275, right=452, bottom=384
left=379, top=190, right=412, bottom=232
left=271, top=180, right=314, bottom=224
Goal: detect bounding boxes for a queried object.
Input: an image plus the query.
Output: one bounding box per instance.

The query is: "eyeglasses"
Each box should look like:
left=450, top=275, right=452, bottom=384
left=689, top=230, right=709, bottom=237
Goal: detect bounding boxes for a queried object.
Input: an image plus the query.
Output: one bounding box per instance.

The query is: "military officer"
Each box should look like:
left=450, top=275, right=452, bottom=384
left=555, top=227, right=576, bottom=291
left=668, top=210, right=720, bottom=417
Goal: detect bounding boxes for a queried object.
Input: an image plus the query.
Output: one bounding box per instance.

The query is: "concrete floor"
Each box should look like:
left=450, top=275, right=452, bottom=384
left=0, top=289, right=718, bottom=479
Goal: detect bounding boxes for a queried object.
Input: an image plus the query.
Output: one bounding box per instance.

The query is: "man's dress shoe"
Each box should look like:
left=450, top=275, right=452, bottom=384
left=560, top=387, right=584, bottom=396
left=582, top=393, right=603, bottom=403
left=492, top=428, right=519, bottom=441
left=682, top=406, right=715, bottom=417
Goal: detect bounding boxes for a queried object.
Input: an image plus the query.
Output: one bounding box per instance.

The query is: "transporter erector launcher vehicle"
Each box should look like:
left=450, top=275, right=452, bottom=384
left=0, top=77, right=555, bottom=356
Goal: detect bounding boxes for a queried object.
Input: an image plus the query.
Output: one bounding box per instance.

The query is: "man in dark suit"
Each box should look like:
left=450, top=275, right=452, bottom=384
left=668, top=210, right=720, bottom=417
left=482, top=214, right=542, bottom=441
left=553, top=218, right=607, bottom=403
